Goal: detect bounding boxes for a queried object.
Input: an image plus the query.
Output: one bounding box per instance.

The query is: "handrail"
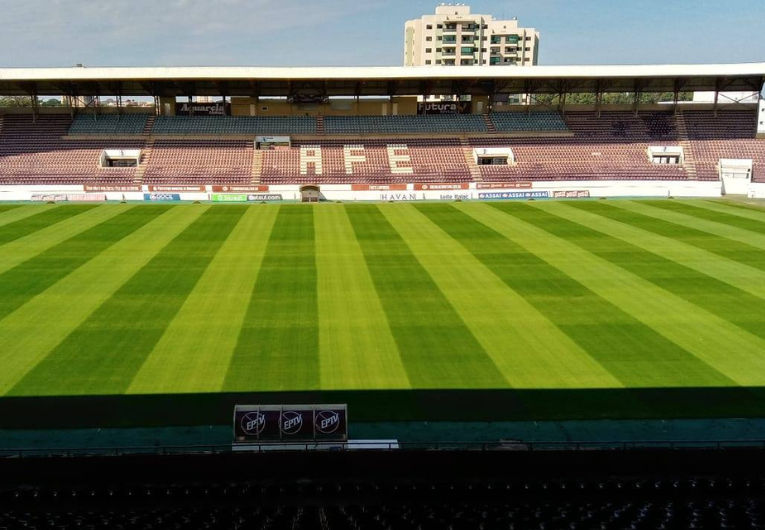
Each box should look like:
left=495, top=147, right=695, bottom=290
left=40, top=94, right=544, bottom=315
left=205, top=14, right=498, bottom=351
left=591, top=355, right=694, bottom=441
left=2, top=439, right=765, bottom=459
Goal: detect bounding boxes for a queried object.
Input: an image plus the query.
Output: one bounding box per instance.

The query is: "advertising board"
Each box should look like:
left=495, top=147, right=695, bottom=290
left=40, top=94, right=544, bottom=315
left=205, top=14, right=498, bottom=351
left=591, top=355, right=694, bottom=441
left=233, top=404, right=348, bottom=443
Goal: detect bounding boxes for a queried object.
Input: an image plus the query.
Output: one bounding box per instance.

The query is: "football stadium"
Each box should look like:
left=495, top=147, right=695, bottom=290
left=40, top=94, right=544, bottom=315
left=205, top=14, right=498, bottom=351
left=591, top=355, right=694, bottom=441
left=2, top=58, right=765, bottom=528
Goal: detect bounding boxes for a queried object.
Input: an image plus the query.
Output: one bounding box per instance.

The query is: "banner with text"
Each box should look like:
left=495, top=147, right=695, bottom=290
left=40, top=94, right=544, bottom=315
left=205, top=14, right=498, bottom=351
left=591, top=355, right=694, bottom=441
left=414, top=183, right=470, bottom=191
left=144, top=193, right=181, bottom=202
left=478, top=191, right=550, bottom=200
left=476, top=182, right=533, bottom=189
left=148, top=185, right=206, bottom=192
left=233, top=404, right=348, bottom=443
left=211, top=185, right=270, bottom=193
left=552, top=190, right=591, bottom=199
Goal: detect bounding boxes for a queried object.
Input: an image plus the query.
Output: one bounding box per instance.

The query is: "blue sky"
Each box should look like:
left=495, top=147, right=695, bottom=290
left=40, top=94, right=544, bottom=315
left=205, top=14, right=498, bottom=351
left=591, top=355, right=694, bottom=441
left=1, top=0, right=764, bottom=67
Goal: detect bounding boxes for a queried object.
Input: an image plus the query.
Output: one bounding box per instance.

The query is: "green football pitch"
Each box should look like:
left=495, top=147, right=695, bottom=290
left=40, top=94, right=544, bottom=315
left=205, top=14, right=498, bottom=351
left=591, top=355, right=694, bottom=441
left=1, top=198, right=765, bottom=427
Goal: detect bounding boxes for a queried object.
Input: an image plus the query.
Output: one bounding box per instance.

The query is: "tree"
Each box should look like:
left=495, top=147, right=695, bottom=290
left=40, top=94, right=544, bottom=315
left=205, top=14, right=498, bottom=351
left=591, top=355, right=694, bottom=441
left=41, top=99, right=62, bottom=107
left=0, top=96, right=34, bottom=107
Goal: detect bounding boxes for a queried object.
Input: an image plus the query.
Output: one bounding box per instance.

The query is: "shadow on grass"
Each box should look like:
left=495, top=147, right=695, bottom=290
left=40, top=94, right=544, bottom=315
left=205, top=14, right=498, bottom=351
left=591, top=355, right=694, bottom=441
left=2, top=387, right=765, bottom=429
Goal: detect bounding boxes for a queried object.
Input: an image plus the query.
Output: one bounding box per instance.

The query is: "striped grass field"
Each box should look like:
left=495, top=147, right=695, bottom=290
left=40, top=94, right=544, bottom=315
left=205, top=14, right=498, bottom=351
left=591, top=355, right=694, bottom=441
left=1, top=199, right=765, bottom=427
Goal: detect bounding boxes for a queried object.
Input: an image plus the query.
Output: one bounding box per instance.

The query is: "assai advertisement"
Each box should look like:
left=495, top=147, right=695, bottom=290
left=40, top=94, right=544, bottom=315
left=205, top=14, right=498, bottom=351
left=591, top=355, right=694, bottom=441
left=478, top=191, right=550, bottom=200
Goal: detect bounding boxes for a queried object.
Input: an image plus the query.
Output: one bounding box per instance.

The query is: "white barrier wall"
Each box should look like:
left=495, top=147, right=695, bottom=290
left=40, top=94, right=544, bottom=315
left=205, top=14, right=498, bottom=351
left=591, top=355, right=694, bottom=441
left=0, top=179, right=726, bottom=203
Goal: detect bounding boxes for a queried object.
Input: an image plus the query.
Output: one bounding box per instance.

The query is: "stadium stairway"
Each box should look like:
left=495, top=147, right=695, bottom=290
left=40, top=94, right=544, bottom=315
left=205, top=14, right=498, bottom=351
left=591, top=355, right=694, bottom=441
left=142, top=115, right=156, bottom=136
left=316, top=115, right=325, bottom=135
left=0, top=115, right=4, bottom=135
left=482, top=113, right=497, bottom=134
left=133, top=138, right=154, bottom=184
left=675, top=111, right=699, bottom=180
left=251, top=149, right=264, bottom=184
left=460, top=137, right=482, bottom=181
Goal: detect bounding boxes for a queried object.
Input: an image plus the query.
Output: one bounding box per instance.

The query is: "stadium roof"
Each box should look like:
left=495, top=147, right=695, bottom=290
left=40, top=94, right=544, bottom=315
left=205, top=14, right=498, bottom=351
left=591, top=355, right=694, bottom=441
left=0, top=63, right=763, bottom=98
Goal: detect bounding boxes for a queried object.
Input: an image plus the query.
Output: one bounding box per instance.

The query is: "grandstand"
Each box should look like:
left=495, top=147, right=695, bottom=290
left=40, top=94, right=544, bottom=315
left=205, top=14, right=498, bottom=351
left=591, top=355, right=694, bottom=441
left=0, top=63, right=762, bottom=199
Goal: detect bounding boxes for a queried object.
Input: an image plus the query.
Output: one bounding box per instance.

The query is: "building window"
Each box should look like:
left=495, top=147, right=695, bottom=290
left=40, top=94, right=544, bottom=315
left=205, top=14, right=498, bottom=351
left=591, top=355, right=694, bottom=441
left=426, top=24, right=432, bottom=30
left=461, top=46, right=474, bottom=54
left=426, top=36, right=432, bottom=41
left=437, top=36, right=443, bottom=41
left=436, top=48, right=442, bottom=52
left=437, top=24, right=443, bottom=29
left=481, top=48, right=486, bottom=52
left=526, top=36, right=531, bottom=41
left=491, top=36, right=501, bottom=44
left=426, top=48, right=432, bottom=53
left=425, top=60, right=432, bottom=65
left=461, top=59, right=473, bottom=65
left=436, top=60, right=442, bottom=64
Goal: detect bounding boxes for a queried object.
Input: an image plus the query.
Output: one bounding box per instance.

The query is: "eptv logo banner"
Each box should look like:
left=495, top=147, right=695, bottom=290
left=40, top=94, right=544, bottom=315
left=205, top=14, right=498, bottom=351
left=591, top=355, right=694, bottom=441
left=233, top=405, right=347, bottom=443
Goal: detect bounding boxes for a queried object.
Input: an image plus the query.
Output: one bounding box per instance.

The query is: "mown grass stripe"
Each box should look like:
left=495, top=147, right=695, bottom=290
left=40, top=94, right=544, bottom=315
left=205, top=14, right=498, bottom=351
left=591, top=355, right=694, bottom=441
left=527, top=201, right=765, bottom=341
left=436, top=203, right=731, bottom=388
left=0, top=205, right=206, bottom=395
left=642, top=200, right=765, bottom=235
left=223, top=206, right=321, bottom=392
left=0, top=205, right=20, bottom=214
left=467, top=202, right=765, bottom=386
left=386, top=204, right=621, bottom=389
left=0, top=205, right=138, bottom=276
left=128, top=206, right=279, bottom=394
left=9, top=206, right=245, bottom=396
left=315, top=206, right=410, bottom=390
left=0, top=206, right=76, bottom=230
left=709, top=200, right=765, bottom=218
left=0, top=206, right=171, bottom=323
left=0, top=205, right=98, bottom=246
left=346, top=205, right=508, bottom=389
left=611, top=200, right=765, bottom=252
left=553, top=201, right=765, bottom=300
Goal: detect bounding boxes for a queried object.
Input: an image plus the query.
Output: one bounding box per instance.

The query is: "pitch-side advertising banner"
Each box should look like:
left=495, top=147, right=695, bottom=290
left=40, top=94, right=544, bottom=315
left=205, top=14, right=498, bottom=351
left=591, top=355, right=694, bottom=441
left=233, top=404, right=348, bottom=443
left=211, top=194, right=283, bottom=202
left=144, top=193, right=181, bottom=202
left=478, top=191, right=550, bottom=200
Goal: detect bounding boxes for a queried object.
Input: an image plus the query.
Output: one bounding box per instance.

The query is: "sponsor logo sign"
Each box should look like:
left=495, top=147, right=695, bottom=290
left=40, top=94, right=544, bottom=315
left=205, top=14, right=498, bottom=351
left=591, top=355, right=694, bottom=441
left=352, top=184, right=408, bottom=191
left=248, top=194, right=283, bottom=202
left=31, top=194, right=107, bottom=202
left=414, top=183, right=470, bottom=191
left=175, top=102, right=230, bottom=116
left=144, top=193, right=181, bottom=202
left=84, top=185, right=141, bottom=192
left=478, top=191, right=550, bottom=200
left=147, top=185, right=206, bottom=192
left=380, top=193, right=419, bottom=202
left=31, top=194, right=68, bottom=202
left=211, top=185, right=270, bottom=193
left=476, top=182, right=533, bottom=189
left=233, top=404, right=347, bottom=443
left=417, top=101, right=472, bottom=115
left=552, top=190, right=591, bottom=199
left=212, top=194, right=284, bottom=203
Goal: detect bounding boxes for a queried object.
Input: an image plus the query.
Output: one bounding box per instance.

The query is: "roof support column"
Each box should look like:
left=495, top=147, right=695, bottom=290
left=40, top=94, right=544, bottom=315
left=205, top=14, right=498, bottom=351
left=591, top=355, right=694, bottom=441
left=595, top=80, right=603, bottom=118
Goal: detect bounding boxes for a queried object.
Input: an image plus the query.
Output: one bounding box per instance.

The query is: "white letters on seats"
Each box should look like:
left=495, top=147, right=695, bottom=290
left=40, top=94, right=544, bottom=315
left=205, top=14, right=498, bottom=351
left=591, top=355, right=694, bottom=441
left=300, top=145, right=323, bottom=175
left=387, top=144, right=413, bottom=175
left=344, top=145, right=366, bottom=175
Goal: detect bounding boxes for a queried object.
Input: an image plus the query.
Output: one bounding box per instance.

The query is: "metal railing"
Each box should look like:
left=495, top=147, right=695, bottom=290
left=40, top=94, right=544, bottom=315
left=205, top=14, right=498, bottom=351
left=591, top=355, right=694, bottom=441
left=2, top=439, right=765, bottom=459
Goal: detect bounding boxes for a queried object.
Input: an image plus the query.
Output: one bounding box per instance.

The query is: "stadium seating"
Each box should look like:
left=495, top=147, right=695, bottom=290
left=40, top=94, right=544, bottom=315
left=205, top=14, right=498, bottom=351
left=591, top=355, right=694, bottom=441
left=470, top=112, right=688, bottom=181
left=69, top=114, right=149, bottom=135
left=3, top=477, right=765, bottom=530
left=490, top=110, right=570, bottom=133
left=324, top=115, right=488, bottom=134
left=683, top=110, right=765, bottom=182
left=142, top=139, right=253, bottom=185
left=261, top=139, right=471, bottom=184
left=0, top=109, right=762, bottom=186
left=0, top=115, right=142, bottom=185
left=152, top=116, right=316, bottom=135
